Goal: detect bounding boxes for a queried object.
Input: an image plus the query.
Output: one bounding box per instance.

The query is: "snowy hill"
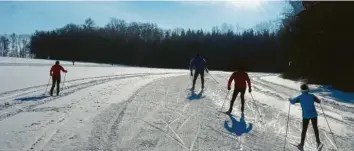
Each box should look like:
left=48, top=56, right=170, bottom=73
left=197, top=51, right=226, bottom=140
left=0, top=57, right=353, bottom=151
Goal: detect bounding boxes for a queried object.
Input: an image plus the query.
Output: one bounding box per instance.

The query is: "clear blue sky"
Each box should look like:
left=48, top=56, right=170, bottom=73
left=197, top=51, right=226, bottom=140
left=0, top=1, right=291, bottom=35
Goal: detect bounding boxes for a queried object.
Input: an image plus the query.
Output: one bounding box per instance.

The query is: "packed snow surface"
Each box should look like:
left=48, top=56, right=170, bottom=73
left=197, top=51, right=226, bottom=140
left=0, top=57, right=353, bottom=151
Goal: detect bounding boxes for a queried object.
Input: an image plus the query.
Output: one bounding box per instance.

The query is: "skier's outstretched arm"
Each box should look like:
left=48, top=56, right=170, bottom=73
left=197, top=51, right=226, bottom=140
left=246, top=73, right=251, bottom=92
left=50, top=66, right=54, bottom=76
left=60, top=65, right=68, bottom=73
left=227, top=72, right=235, bottom=90
left=289, top=96, right=300, bottom=104
left=204, top=59, right=209, bottom=73
left=189, top=59, right=194, bottom=76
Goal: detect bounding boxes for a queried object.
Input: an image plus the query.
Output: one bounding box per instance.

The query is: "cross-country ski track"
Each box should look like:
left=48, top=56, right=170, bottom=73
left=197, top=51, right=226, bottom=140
left=0, top=63, right=353, bottom=151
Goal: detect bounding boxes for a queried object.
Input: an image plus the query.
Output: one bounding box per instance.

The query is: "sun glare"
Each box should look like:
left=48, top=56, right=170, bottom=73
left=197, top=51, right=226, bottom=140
left=226, top=0, right=264, bottom=10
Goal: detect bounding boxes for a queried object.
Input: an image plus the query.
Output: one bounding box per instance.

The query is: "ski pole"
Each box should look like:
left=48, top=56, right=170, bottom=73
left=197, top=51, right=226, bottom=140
left=188, top=73, right=192, bottom=89
left=284, top=102, right=291, bottom=151
left=61, top=73, right=67, bottom=91
left=250, top=93, right=262, bottom=117
left=207, top=72, right=219, bottom=84
left=44, top=76, right=51, bottom=95
left=220, top=90, right=230, bottom=111
left=320, top=103, right=339, bottom=150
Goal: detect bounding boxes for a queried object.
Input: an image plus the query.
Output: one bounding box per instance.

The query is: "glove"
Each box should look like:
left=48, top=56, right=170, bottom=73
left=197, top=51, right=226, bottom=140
left=190, top=72, right=193, bottom=77
left=228, top=87, right=231, bottom=91
left=249, top=88, right=252, bottom=93
left=288, top=98, right=292, bottom=102
left=65, top=70, right=68, bottom=73
left=50, top=73, right=52, bottom=76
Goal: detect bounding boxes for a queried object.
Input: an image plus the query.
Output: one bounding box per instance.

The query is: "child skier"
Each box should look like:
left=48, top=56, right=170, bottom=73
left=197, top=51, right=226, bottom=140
left=226, top=69, right=252, bottom=115
left=50, top=61, right=67, bottom=96
left=289, top=84, right=323, bottom=150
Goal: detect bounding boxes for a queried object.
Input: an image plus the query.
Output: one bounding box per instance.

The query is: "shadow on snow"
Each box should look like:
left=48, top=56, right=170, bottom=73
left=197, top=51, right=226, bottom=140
left=187, top=89, right=205, bottom=100
left=14, top=95, right=50, bottom=101
left=310, top=85, right=354, bottom=104
left=224, top=114, right=253, bottom=136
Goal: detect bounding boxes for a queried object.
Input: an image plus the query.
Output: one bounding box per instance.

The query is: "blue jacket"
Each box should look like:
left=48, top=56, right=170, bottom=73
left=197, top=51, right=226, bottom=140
left=289, top=91, right=321, bottom=119
left=190, top=56, right=207, bottom=72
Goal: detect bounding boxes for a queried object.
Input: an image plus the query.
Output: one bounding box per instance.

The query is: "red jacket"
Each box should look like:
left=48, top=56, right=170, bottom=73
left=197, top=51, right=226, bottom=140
left=50, top=64, right=67, bottom=78
left=228, top=71, right=251, bottom=89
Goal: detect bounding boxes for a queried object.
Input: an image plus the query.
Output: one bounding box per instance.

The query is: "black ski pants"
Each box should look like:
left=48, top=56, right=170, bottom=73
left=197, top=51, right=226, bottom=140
left=228, top=88, right=246, bottom=113
left=301, top=117, right=321, bottom=145
left=192, top=71, right=204, bottom=89
left=50, top=77, right=61, bottom=96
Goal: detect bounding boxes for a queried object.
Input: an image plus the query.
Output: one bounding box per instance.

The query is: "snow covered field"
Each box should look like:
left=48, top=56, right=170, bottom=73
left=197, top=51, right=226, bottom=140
left=0, top=57, right=353, bottom=151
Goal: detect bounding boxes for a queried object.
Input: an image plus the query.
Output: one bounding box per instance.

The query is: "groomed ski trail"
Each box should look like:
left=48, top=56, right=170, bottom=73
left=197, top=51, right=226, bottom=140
left=86, top=75, right=295, bottom=151
left=0, top=73, right=182, bottom=151
left=1, top=72, right=353, bottom=151
left=86, top=74, right=354, bottom=151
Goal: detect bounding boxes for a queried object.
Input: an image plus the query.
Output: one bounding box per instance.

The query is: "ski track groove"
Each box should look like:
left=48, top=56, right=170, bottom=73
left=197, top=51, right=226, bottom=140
left=0, top=73, right=173, bottom=122
left=189, top=123, right=200, bottom=151
left=164, top=116, right=181, bottom=130
left=178, top=113, right=196, bottom=131
left=141, top=119, right=189, bottom=150
left=106, top=76, right=174, bottom=151
left=0, top=73, right=148, bottom=108
left=164, top=119, right=186, bottom=146
left=85, top=76, right=180, bottom=151
left=182, top=103, right=189, bottom=112
left=227, top=142, right=233, bottom=151
left=0, top=73, right=145, bottom=98
left=0, top=72, right=177, bottom=103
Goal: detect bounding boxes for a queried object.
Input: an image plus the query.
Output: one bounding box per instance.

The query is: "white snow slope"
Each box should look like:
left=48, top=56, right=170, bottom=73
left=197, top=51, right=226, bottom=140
left=0, top=58, right=353, bottom=151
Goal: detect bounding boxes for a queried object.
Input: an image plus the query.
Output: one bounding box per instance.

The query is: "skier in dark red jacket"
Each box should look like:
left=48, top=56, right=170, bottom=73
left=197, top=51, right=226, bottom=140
left=50, top=61, right=67, bottom=96
left=226, top=69, right=252, bottom=115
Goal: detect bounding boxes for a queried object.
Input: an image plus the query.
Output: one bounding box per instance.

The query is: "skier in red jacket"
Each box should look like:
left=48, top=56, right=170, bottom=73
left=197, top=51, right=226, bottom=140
left=226, top=69, right=252, bottom=115
left=50, top=61, right=67, bottom=96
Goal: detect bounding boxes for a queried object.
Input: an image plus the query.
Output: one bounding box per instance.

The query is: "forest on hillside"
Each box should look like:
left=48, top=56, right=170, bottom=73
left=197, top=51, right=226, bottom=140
left=279, top=1, right=354, bottom=91
left=28, top=19, right=285, bottom=72
left=0, top=1, right=353, bottom=91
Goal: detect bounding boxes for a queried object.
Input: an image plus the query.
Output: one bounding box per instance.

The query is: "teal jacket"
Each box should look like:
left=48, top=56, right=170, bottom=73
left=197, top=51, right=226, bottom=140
left=289, top=91, right=321, bottom=119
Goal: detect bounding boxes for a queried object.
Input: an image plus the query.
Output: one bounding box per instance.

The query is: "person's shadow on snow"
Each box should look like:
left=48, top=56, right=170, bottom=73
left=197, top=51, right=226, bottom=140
left=187, top=89, right=205, bottom=100
left=224, top=114, right=253, bottom=136
left=14, top=95, right=50, bottom=101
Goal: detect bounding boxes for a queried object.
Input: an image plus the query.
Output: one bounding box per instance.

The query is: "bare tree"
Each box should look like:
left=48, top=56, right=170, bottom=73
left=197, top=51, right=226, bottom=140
left=0, top=35, right=10, bottom=57
left=10, top=33, right=18, bottom=57
left=221, top=23, right=234, bottom=35
left=105, top=18, right=127, bottom=33
left=20, top=36, right=29, bottom=58
left=83, top=18, right=96, bottom=30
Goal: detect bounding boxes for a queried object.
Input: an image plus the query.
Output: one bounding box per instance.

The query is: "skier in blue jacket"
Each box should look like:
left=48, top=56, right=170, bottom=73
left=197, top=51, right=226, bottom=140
left=190, top=53, right=208, bottom=90
left=289, top=84, right=323, bottom=149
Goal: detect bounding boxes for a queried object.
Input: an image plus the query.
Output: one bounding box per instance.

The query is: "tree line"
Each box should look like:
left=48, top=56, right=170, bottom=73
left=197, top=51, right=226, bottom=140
left=29, top=18, right=287, bottom=72
left=0, top=34, right=31, bottom=58
left=279, top=1, right=354, bottom=91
